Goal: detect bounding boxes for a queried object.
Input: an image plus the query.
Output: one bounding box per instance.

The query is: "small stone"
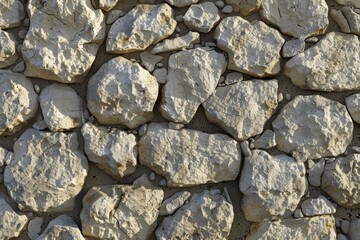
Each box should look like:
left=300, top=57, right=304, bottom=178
left=240, top=141, right=251, bottom=157
left=345, top=92, right=360, bottom=124
left=151, top=31, right=200, bottom=54
left=300, top=196, right=336, bottom=217
left=32, top=119, right=48, bottom=131
left=307, top=158, right=325, bottom=187
left=12, top=61, right=25, bottom=73
left=294, top=209, right=304, bottom=218
left=98, top=0, right=119, bottom=11
left=159, top=178, right=167, bottom=187
left=215, top=1, right=225, bottom=8
left=0, top=30, right=18, bottom=68
left=140, top=51, right=163, bottom=72
left=168, top=122, right=184, bottom=130
left=23, top=18, right=29, bottom=27
left=34, top=84, right=40, bottom=94
left=106, top=10, right=125, bottom=24
left=153, top=68, right=167, bottom=84
left=38, top=215, right=85, bottom=240
left=16, top=44, right=22, bottom=54
left=0, top=0, right=25, bottom=29
left=349, top=219, right=360, bottom=240
left=338, top=234, right=349, bottom=240
left=165, top=0, right=200, bottom=8
left=224, top=72, right=243, bottom=85
left=156, top=63, right=163, bottom=67
left=331, top=9, right=351, bottom=33
left=175, top=26, right=181, bottom=32
left=305, top=37, right=319, bottom=43
left=222, top=5, right=233, bottom=13
left=149, top=172, right=156, bottom=181
left=138, top=0, right=156, bottom=3
left=27, top=217, right=43, bottom=240
left=341, top=7, right=360, bottom=35
left=18, top=29, right=27, bottom=39
left=183, top=2, right=220, bottom=33
left=341, top=220, right=350, bottom=234
left=278, top=93, right=284, bottom=102
left=352, top=146, right=360, bottom=153
left=253, top=129, right=277, bottom=149
left=225, top=0, right=261, bottom=15
left=159, top=191, right=191, bottom=216
left=282, top=39, right=306, bottom=58
left=175, top=15, right=183, bottom=22
left=285, top=93, right=291, bottom=100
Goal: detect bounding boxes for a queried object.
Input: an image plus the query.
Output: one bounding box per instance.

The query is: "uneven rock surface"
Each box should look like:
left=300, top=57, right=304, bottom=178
left=98, top=0, right=119, bottom=11
left=335, top=0, right=360, bottom=7
left=183, top=2, right=220, bottom=33
left=282, top=38, right=305, bottom=58
left=301, top=196, right=336, bottom=217
left=345, top=92, right=360, bottom=124
left=159, top=190, right=191, bottom=216
left=0, top=30, right=17, bottom=68
left=165, top=0, right=199, bottom=7
left=139, top=123, right=241, bottom=187
left=331, top=7, right=360, bottom=35
left=225, top=0, right=261, bottom=15
left=150, top=31, right=200, bottom=54
left=253, top=129, right=277, bottom=149
left=0, top=0, right=24, bottom=29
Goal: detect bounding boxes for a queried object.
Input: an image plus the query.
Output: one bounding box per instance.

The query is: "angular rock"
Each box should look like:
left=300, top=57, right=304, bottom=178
left=0, top=0, right=25, bottom=29
left=346, top=92, right=360, bottom=124
left=282, top=39, right=305, bottom=58
left=335, top=0, right=360, bottom=8
left=165, top=0, right=199, bottom=7
left=159, top=191, right=191, bottom=216
left=99, top=0, right=119, bottom=11
left=331, top=9, right=351, bottom=33
left=272, top=95, right=353, bottom=161
left=285, top=32, right=360, bottom=92
left=139, top=51, right=163, bottom=72
left=27, top=217, right=43, bottom=240
left=160, top=48, right=226, bottom=123
left=156, top=189, right=234, bottom=240
left=239, top=150, right=307, bottom=222
left=349, top=219, right=360, bottom=240
left=0, top=30, right=17, bottom=68
left=139, top=123, right=242, bottom=187
left=80, top=179, right=164, bottom=240
left=214, top=17, right=284, bottom=78
left=253, top=129, right=277, bottom=149
left=150, top=31, right=200, bottom=54
left=321, top=154, right=360, bottom=208
left=22, top=0, right=105, bottom=83
left=225, top=0, right=261, bottom=15
left=39, top=83, right=83, bottom=132
left=0, top=70, right=38, bottom=136
left=307, top=158, right=325, bottom=187
left=153, top=68, right=167, bottom=84
left=300, top=196, right=336, bottom=217
left=4, top=129, right=88, bottom=213
left=38, top=215, right=85, bottom=240
left=260, top=0, right=329, bottom=38
left=246, top=215, right=336, bottom=239
left=107, top=4, right=176, bottom=54
left=203, top=80, right=278, bottom=141
left=81, top=123, right=138, bottom=180
left=183, top=2, right=220, bottom=33
left=87, top=56, right=159, bottom=128
left=106, top=9, right=125, bottom=24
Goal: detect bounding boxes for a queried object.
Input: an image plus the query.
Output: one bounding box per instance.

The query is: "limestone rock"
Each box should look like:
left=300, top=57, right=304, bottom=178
left=153, top=68, right=167, bottom=84
left=0, top=196, right=28, bottom=240
left=183, top=2, right=220, bottom=33
left=335, top=0, right=360, bottom=8
left=0, top=0, right=25, bottom=29
left=214, top=17, right=284, bottom=78
left=156, top=189, right=234, bottom=240
left=81, top=123, right=138, bottom=180
left=107, top=4, right=176, bottom=54
left=139, top=51, right=163, bottom=72
left=38, top=215, right=85, bottom=240
left=307, top=158, right=325, bottom=187
left=203, top=80, right=278, bottom=141
left=253, top=129, right=277, bottom=149
left=331, top=9, right=351, bottom=33
left=99, top=0, right=119, bottom=11
left=300, top=196, right=336, bottom=217
left=39, top=83, right=83, bottom=132
left=349, top=219, right=360, bottom=240
left=321, top=154, right=360, bottom=208
left=282, top=39, right=305, bottom=58
left=0, top=70, right=38, bottom=136
left=150, top=31, right=200, bottom=54
left=80, top=179, right=164, bottom=240
left=246, top=215, right=336, bottom=240
left=160, top=48, right=226, bottom=123
left=87, top=56, right=159, bottom=128
left=106, top=10, right=125, bottom=24
left=239, top=150, right=307, bottom=222
left=159, top=191, right=191, bottom=216
left=224, top=0, right=261, bottom=16
left=4, top=129, right=88, bottom=213
left=0, top=146, right=7, bottom=170
left=284, top=32, right=360, bottom=92
left=139, top=123, right=242, bottom=187
left=272, top=95, right=353, bottom=161
left=165, top=0, right=199, bottom=7
left=22, top=0, right=105, bottom=83
left=345, top=92, right=360, bottom=124
left=27, top=217, right=43, bottom=240
left=0, top=30, right=17, bottom=68
left=260, top=0, right=329, bottom=38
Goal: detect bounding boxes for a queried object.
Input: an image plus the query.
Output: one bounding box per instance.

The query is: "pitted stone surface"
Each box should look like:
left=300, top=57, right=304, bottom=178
left=183, top=2, right=220, bottom=33
left=0, top=30, right=18, bottom=68
left=0, top=0, right=25, bottom=29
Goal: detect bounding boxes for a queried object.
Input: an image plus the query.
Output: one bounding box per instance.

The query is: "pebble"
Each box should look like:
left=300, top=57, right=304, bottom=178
left=222, top=5, right=233, bottom=13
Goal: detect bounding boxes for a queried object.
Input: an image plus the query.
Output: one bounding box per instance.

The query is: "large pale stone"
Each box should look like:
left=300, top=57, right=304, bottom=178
left=0, top=70, right=38, bottom=136
left=300, top=196, right=336, bottom=217
left=165, top=0, right=199, bottom=7
left=239, top=150, right=307, bottom=222
left=345, top=92, right=360, bottom=124
left=107, top=4, right=176, bottom=54
left=0, top=0, right=25, bottom=29
left=22, top=0, right=105, bottom=83
left=139, top=123, right=241, bottom=187
left=284, top=32, right=360, bottom=92
left=272, top=95, right=353, bottom=161
left=156, top=189, right=234, bottom=240
left=214, top=17, right=284, bottom=78
left=81, top=123, right=138, bottom=180
left=183, top=2, right=220, bottom=33
left=335, top=0, right=360, bottom=8
left=4, top=129, right=89, bottom=213
left=87, top=56, right=159, bottom=128
left=150, top=31, right=200, bottom=54
left=203, top=79, right=278, bottom=141
left=0, top=30, right=18, bottom=68
left=159, top=48, right=227, bottom=123
left=225, top=0, right=261, bottom=15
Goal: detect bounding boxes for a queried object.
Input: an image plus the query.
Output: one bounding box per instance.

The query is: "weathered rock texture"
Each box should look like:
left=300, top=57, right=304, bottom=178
left=335, top=0, right=360, bottom=7
left=300, top=196, right=336, bottom=217
left=165, top=0, right=199, bottom=7
left=225, top=0, right=261, bottom=15
left=183, top=2, right=220, bottom=33
left=331, top=7, right=360, bottom=35
left=0, top=30, right=18, bottom=68
left=151, top=31, right=200, bottom=54
left=0, top=0, right=24, bottom=29
left=345, top=92, right=360, bottom=124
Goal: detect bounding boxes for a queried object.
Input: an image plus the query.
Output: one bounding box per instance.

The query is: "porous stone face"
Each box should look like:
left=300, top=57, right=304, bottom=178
left=156, top=189, right=234, bottom=240
left=150, top=31, right=200, bottom=54
left=345, top=92, right=360, bottom=124
left=22, top=0, right=106, bottom=83
left=39, top=83, right=83, bottom=132
left=246, top=215, right=336, bottom=240
left=272, top=95, right=353, bottom=161
left=183, top=2, right=220, bottom=33
left=80, top=179, right=164, bottom=240
left=38, top=215, right=86, bottom=240
left=321, top=154, right=360, bottom=208
left=203, top=80, right=278, bottom=141
left=165, top=0, right=199, bottom=7
left=159, top=191, right=191, bottom=216
left=214, top=17, right=284, bottom=78
left=260, top=0, right=329, bottom=38
left=300, top=196, right=336, bottom=217
left=0, top=70, right=38, bottom=136
left=0, top=196, right=29, bottom=240
left=284, top=32, right=360, bottom=92
left=4, top=129, right=89, bottom=213
left=0, top=0, right=25, bottom=29
left=87, top=56, right=159, bottom=129
left=0, top=30, right=18, bottom=68
left=139, top=123, right=242, bottom=187
left=225, top=0, right=261, bottom=16
left=159, top=48, right=227, bottom=124
left=239, top=150, right=307, bottom=222
left=335, top=0, right=360, bottom=8
left=106, top=4, right=176, bottom=54
left=81, top=123, right=138, bottom=180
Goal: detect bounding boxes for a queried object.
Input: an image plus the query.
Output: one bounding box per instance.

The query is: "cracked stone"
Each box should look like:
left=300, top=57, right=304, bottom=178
left=300, top=196, right=336, bottom=217
left=0, top=30, right=18, bottom=68
left=150, top=31, right=200, bottom=54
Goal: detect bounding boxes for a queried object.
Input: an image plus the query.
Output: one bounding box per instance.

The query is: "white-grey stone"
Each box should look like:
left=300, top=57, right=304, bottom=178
left=301, top=196, right=336, bottom=217
left=139, top=51, right=163, bottom=72
left=346, top=92, right=360, bottom=124
left=349, top=219, right=360, bottom=240
left=0, top=0, right=25, bottom=29
left=165, top=0, right=199, bottom=7
left=159, top=178, right=167, bottom=187
left=241, top=141, right=251, bottom=157
left=335, top=0, right=360, bottom=8
left=0, top=30, right=17, bottom=68
left=12, top=61, right=25, bottom=73
left=183, top=2, right=220, bottom=33
left=341, top=220, right=350, bottom=234
left=27, top=217, right=43, bottom=240
left=98, top=0, right=119, bottom=11
left=150, top=31, right=200, bottom=54
left=282, top=39, right=306, bottom=58
left=222, top=5, right=233, bottom=13
left=159, top=191, right=191, bottom=216
left=0, top=146, right=7, bottom=171
left=153, top=68, right=167, bottom=84
left=253, top=129, right=277, bottom=149
left=307, top=158, right=325, bottom=187
left=331, top=9, right=351, bottom=33
left=149, top=172, right=156, bottom=181
left=338, top=234, right=349, bottom=240
left=106, top=10, right=125, bottom=24
left=225, top=0, right=261, bottom=15
left=224, top=72, right=243, bottom=85
left=294, top=209, right=304, bottom=218
left=215, top=0, right=225, bottom=8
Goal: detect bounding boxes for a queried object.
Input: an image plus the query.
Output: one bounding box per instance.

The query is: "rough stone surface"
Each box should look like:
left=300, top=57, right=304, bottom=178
left=0, top=146, right=7, bottom=172
left=284, top=32, right=360, bottom=92
left=203, top=80, right=278, bottom=141
left=346, top=92, right=360, bottom=124
left=22, top=0, right=106, bottom=83
left=282, top=39, right=305, bottom=58
left=183, top=2, right=220, bottom=33
left=0, top=0, right=25, bottom=29
left=159, top=191, right=191, bottom=216
left=156, top=189, right=234, bottom=240
left=139, top=123, right=242, bottom=187
left=225, top=0, right=261, bottom=15
left=81, top=123, right=138, bottom=180
left=4, top=129, right=88, bottom=213
left=239, top=150, right=307, bottom=222
left=0, top=30, right=18, bottom=68
left=253, top=129, right=277, bottom=149
left=260, top=0, right=329, bottom=38
left=107, top=4, right=176, bottom=54
left=246, top=215, right=336, bottom=240
left=39, top=83, right=83, bottom=132
left=160, top=48, right=227, bottom=123
left=139, top=51, right=163, bottom=72
left=150, top=31, right=200, bottom=54
left=300, top=196, right=336, bottom=217
left=99, top=0, right=119, bottom=11
left=349, top=219, right=360, bottom=240
left=307, top=158, right=325, bottom=187
left=165, top=0, right=199, bottom=7
left=27, top=217, right=43, bottom=240
left=335, top=0, right=360, bottom=7
left=38, top=215, right=85, bottom=240
left=321, top=154, right=360, bottom=208
left=272, top=95, right=353, bottom=161
left=153, top=68, right=167, bottom=84
left=0, top=70, right=38, bottom=136
left=87, top=56, right=159, bottom=128
left=214, top=17, right=284, bottom=78
left=106, top=9, right=125, bottom=24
